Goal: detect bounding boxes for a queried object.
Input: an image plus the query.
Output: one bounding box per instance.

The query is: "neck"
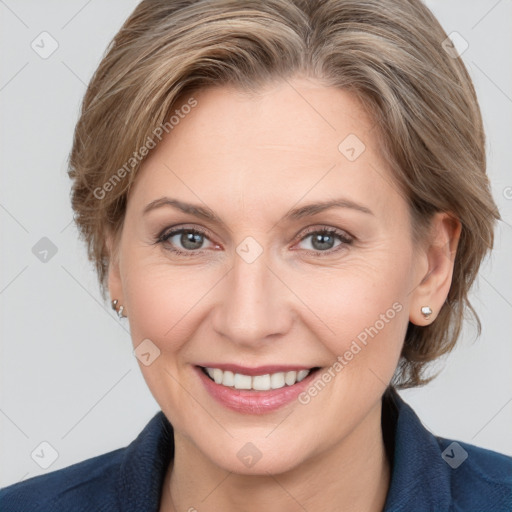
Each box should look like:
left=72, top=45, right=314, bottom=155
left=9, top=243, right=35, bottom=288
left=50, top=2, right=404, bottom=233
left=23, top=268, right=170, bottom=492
left=161, top=400, right=391, bottom=512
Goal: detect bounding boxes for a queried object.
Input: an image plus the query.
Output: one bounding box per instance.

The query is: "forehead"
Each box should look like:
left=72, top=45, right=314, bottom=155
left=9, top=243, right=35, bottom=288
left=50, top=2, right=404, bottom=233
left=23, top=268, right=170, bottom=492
left=169, top=79, right=375, bottom=159
left=127, top=79, right=402, bottom=220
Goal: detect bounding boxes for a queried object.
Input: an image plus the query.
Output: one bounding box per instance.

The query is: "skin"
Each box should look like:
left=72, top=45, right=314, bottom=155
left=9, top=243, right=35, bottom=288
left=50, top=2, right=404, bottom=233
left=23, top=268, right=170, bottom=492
left=107, top=77, right=460, bottom=512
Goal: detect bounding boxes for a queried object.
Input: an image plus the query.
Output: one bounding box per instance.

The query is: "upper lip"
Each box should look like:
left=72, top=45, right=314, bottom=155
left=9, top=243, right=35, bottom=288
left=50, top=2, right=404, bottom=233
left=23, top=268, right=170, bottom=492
left=196, top=363, right=319, bottom=376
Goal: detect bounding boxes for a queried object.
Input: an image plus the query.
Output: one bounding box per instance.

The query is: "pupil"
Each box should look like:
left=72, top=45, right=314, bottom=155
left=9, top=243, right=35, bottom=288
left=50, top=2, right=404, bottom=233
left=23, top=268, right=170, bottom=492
left=312, top=233, right=334, bottom=251
left=181, top=232, right=203, bottom=249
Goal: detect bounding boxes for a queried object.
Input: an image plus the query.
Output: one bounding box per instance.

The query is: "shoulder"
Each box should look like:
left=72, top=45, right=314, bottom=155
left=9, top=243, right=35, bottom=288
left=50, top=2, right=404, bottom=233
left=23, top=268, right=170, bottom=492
left=384, top=388, right=512, bottom=511
left=0, top=410, right=173, bottom=512
left=0, top=447, right=125, bottom=512
left=436, top=436, right=512, bottom=510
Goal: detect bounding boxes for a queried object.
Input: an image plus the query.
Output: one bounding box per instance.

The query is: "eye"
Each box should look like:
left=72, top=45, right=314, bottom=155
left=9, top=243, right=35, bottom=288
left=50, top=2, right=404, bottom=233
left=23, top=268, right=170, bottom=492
left=155, top=225, right=353, bottom=257
left=157, top=226, right=217, bottom=255
left=295, top=227, right=353, bottom=255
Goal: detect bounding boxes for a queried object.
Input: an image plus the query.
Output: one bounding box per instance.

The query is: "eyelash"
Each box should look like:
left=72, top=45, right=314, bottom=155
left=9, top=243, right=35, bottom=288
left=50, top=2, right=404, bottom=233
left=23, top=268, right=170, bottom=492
left=155, top=224, right=354, bottom=257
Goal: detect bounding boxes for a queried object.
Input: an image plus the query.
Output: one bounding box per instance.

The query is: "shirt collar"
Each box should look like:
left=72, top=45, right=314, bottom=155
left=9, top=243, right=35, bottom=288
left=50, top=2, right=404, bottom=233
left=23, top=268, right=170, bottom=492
left=382, top=386, right=452, bottom=510
left=117, top=413, right=174, bottom=512
left=117, top=388, right=452, bottom=511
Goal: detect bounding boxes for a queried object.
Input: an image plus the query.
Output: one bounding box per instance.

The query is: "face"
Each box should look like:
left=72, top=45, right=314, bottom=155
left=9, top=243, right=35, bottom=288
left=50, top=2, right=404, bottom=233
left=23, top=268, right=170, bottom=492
left=109, top=77, right=429, bottom=475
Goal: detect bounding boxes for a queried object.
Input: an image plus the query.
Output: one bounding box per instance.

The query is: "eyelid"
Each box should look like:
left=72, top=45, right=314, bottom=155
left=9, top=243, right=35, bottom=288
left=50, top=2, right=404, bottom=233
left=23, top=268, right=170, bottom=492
left=156, top=223, right=354, bottom=256
left=295, top=225, right=353, bottom=242
left=156, top=224, right=217, bottom=249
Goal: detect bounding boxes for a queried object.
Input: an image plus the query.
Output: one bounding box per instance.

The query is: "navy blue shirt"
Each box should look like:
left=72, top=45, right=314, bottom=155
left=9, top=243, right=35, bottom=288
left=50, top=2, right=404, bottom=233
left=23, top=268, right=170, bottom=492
left=1, top=387, right=511, bottom=511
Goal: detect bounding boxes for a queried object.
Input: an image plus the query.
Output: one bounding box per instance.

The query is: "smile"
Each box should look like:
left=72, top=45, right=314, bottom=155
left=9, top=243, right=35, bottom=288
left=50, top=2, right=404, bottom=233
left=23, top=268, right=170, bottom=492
left=195, top=365, right=322, bottom=414
left=201, top=366, right=318, bottom=391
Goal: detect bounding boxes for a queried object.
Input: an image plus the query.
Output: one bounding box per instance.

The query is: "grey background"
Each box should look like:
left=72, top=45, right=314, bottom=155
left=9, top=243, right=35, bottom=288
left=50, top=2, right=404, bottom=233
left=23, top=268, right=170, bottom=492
left=1, top=0, right=511, bottom=487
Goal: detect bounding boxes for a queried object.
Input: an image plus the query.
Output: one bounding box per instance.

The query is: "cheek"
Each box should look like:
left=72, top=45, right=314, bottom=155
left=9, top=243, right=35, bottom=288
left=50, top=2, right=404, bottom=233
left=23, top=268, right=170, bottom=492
left=123, top=258, right=217, bottom=350
left=122, top=261, right=211, bottom=413
left=292, top=251, right=413, bottom=365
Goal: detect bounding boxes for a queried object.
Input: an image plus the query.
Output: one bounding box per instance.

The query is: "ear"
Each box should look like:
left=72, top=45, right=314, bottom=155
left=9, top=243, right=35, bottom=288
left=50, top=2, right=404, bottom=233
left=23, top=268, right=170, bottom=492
left=106, top=228, right=124, bottom=308
left=409, top=212, right=461, bottom=325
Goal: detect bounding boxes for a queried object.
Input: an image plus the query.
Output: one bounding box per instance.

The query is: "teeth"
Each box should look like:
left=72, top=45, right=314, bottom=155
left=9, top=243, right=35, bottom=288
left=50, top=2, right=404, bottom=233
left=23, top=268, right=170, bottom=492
left=270, top=372, right=285, bottom=389
left=234, top=373, right=252, bottom=390
left=296, top=369, right=309, bottom=382
left=222, top=370, right=235, bottom=387
left=213, top=368, right=223, bottom=384
left=285, top=371, right=297, bottom=386
left=204, top=367, right=313, bottom=391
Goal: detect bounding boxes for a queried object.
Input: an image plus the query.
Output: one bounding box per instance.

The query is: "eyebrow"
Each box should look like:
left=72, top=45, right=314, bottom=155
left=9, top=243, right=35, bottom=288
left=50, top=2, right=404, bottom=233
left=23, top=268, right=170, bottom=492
left=142, top=196, right=374, bottom=225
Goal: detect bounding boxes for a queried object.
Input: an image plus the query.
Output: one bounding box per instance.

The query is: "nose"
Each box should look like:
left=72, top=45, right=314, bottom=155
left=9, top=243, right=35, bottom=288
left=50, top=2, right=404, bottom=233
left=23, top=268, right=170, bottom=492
left=212, top=247, right=293, bottom=348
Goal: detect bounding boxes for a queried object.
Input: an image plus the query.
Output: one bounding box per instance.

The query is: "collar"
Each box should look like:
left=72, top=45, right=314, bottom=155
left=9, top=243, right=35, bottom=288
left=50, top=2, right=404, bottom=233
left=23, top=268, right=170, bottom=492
left=382, top=386, right=451, bottom=510
left=116, top=388, right=452, bottom=511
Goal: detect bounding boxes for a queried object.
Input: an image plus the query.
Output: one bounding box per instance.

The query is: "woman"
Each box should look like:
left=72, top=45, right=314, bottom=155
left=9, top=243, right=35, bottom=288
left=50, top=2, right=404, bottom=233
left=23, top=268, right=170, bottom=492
left=1, top=0, right=511, bottom=510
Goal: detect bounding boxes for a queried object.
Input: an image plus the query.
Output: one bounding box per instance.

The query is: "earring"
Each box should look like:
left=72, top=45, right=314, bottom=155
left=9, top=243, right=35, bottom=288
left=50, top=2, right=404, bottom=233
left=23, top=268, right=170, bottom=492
left=111, top=299, right=127, bottom=319
left=421, top=306, right=432, bottom=319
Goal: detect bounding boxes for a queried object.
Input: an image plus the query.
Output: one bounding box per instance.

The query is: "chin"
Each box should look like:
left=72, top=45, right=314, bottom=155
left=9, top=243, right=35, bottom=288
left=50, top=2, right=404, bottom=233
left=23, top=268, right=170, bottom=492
left=218, top=451, right=306, bottom=477
left=193, top=431, right=314, bottom=477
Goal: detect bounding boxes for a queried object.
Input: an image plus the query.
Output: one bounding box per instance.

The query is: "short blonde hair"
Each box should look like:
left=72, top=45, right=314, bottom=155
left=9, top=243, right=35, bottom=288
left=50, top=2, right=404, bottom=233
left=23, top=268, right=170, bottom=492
left=68, top=0, right=499, bottom=388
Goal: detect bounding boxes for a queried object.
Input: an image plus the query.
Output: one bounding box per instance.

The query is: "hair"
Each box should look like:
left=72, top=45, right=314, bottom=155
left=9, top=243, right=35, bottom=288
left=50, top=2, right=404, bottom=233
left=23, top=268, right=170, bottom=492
left=67, top=0, right=500, bottom=388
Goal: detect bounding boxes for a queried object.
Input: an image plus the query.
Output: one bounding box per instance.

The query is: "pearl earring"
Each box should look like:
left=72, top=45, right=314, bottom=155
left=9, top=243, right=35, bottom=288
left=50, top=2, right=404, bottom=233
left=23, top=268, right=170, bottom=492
left=421, top=306, right=432, bottom=319
left=111, top=299, right=127, bottom=319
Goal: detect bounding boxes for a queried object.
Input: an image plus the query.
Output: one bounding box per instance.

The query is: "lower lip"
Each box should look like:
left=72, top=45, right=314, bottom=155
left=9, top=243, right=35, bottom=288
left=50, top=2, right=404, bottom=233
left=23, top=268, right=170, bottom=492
left=194, top=366, right=320, bottom=414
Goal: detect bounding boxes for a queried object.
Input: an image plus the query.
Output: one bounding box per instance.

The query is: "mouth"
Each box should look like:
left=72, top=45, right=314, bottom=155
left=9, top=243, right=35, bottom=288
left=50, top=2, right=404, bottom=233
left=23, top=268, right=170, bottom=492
left=198, top=365, right=322, bottom=392
left=194, top=363, right=324, bottom=414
